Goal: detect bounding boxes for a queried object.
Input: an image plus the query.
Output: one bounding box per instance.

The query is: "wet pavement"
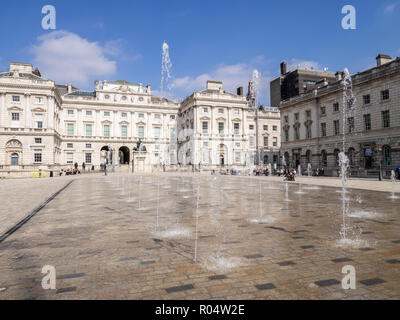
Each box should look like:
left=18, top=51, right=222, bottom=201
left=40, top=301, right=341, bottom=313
left=0, top=173, right=399, bottom=300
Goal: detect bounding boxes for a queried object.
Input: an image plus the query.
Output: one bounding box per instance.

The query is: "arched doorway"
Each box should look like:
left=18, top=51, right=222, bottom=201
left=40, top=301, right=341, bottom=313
left=305, top=150, right=312, bottom=165
left=334, top=149, right=340, bottom=166
left=219, top=154, right=225, bottom=166
left=219, top=144, right=227, bottom=167
left=119, top=146, right=130, bottom=165
left=263, top=155, right=269, bottom=165
left=284, top=152, right=290, bottom=167
left=6, top=140, right=22, bottom=166
left=348, top=148, right=355, bottom=166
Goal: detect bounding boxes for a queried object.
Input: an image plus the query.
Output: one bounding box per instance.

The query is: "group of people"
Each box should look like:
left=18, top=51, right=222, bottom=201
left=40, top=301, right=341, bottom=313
left=59, top=162, right=95, bottom=176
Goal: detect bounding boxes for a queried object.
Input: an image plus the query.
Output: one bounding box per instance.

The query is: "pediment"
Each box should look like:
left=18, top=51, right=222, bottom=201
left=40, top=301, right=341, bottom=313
left=7, top=106, right=23, bottom=112
left=200, top=116, right=210, bottom=121
left=101, top=120, right=113, bottom=125
left=31, top=107, right=46, bottom=112
left=232, top=118, right=242, bottom=122
left=216, top=117, right=226, bottom=121
left=119, top=120, right=130, bottom=125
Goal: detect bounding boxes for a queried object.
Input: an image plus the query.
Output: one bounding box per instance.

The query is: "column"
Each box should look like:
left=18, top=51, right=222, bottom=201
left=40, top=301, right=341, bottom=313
left=0, top=93, right=5, bottom=127
left=47, top=95, right=54, bottom=130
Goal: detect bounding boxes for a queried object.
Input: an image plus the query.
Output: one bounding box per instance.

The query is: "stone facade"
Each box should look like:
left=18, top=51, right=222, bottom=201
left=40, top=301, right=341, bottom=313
left=0, top=63, right=281, bottom=176
left=278, top=55, right=400, bottom=177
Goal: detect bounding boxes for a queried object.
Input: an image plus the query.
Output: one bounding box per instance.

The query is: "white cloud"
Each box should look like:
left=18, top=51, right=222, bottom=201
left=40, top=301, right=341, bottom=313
left=384, top=3, right=397, bottom=14
left=171, top=63, right=273, bottom=105
left=30, top=30, right=117, bottom=87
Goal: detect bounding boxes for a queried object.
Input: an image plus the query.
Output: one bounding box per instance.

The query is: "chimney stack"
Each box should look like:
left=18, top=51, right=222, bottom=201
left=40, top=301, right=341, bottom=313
left=376, top=54, right=392, bottom=67
left=67, top=83, right=72, bottom=94
left=237, top=87, right=243, bottom=96
left=280, top=61, right=287, bottom=75
left=335, top=72, right=343, bottom=82
left=147, top=84, right=151, bottom=94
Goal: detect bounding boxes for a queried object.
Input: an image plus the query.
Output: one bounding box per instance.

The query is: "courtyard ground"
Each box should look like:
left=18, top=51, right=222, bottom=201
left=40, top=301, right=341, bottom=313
left=0, top=173, right=399, bottom=300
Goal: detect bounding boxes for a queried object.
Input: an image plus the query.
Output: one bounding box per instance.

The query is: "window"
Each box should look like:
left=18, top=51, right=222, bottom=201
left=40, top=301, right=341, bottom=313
left=202, top=122, right=208, bottom=134
left=218, top=108, right=224, bottom=114
left=234, top=109, right=240, bottom=115
left=36, top=97, right=43, bottom=104
left=381, top=90, right=390, bottom=101
left=34, top=150, right=42, bottom=163
left=284, top=115, right=289, bottom=123
left=264, top=136, right=269, bottom=147
left=234, top=123, right=240, bottom=135
left=249, top=136, right=255, bottom=147
left=35, top=138, right=42, bottom=144
left=138, top=113, right=145, bottom=119
left=273, top=126, right=278, bottom=131
left=383, top=146, right=392, bottom=166
left=235, top=142, right=241, bottom=148
left=11, top=153, right=19, bottom=166
left=86, top=110, right=92, bottom=116
left=320, top=107, right=326, bottom=116
left=105, top=95, right=110, bottom=100
left=170, top=115, right=176, bottom=120
left=103, top=125, right=110, bottom=137
left=382, top=110, right=390, bottom=128
left=12, top=96, right=20, bottom=102
left=67, top=143, right=73, bottom=148
left=138, top=126, right=144, bottom=138
left=218, top=122, right=224, bottom=134
left=35, top=114, right=43, bottom=129
left=67, top=110, right=74, bottom=116
left=273, top=137, right=278, bottom=147
left=121, top=125, right=127, bottom=138
left=294, top=113, right=299, bottom=121
left=11, top=113, right=19, bottom=128
left=170, top=128, right=176, bottom=140
left=295, top=127, right=300, bottom=140
left=321, top=150, right=327, bottom=167
left=154, top=127, right=161, bottom=139
left=249, top=125, right=254, bottom=130
left=121, top=96, right=127, bottom=101
left=263, top=125, right=268, bottom=131
left=85, top=124, right=93, bottom=137
left=333, top=103, right=339, bottom=113
left=334, top=120, right=340, bottom=136
left=85, top=153, right=92, bottom=164
left=66, top=153, right=73, bottom=164
left=235, top=152, right=241, bottom=163
left=203, top=108, right=208, bottom=113
left=154, top=114, right=161, bottom=119
left=104, top=112, right=110, bottom=117
left=321, top=123, right=327, bottom=137
left=363, top=95, right=371, bottom=105
left=121, top=113, right=127, bottom=118
left=285, top=129, right=289, bottom=142
left=306, top=125, right=312, bottom=139
left=85, top=144, right=92, bottom=149
left=363, top=114, right=371, bottom=131
left=67, top=123, right=74, bottom=136
left=306, top=110, right=312, bottom=119
left=139, top=97, right=144, bottom=102
left=348, top=117, right=355, bottom=133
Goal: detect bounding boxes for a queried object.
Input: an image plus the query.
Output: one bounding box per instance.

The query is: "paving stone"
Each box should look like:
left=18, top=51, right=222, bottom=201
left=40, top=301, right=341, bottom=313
left=56, top=287, right=77, bottom=294
left=165, top=284, right=194, bottom=293
left=277, top=261, right=296, bottom=266
left=332, top=258, right=353, bottom=263
left=255, top=283, right=276, bottom=290
left=57, top=273, right=85, bottom=280
left=209, top=275, right=228, bottom=280
left=315, top=279, right=341, bottom=287
left=244, top=254, right=263, bottom=259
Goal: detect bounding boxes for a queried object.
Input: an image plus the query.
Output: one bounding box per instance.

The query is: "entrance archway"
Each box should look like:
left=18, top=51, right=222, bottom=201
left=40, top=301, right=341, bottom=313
left=119, top=146, right=130, bottom=164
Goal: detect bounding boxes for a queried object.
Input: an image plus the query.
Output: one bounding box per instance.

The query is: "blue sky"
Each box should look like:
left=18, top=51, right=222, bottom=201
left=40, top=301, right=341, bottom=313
left=0, top=0, right=399, bottom=104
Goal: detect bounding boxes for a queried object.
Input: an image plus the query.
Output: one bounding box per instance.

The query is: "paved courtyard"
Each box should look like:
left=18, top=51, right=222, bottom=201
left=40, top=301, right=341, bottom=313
left=0, top=173, right=400, bottom=300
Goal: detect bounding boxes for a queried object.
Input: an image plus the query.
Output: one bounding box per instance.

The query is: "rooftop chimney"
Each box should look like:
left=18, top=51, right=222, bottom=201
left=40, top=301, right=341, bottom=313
left=67, top=83, right=72, bottom=94
left=147, top=84, right=151, bottom=94
left=237, top=87, right=243, bottom=96
left=376, top=54, right=392, bottom=67
left=280, top=61, right=287, bottom=75
left=335, top=71, right=343, bottom=81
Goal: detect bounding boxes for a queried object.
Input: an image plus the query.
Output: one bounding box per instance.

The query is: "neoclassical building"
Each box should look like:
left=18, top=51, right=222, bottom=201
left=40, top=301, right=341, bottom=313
left=277, top=54, right=400, bottom=177
left=0, top=62, right=281, bottom=176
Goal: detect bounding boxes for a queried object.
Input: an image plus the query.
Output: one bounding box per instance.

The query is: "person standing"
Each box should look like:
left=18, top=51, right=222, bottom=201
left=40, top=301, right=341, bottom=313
left=82, top=162, right=86, bottom=172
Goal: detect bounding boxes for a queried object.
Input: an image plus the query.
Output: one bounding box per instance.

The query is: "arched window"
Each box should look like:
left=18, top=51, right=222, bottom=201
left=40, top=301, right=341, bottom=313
left=348, top=148, right=355, bottom=166
left=334, top=149, right=340, bottom=166
left=306, top=150, right=312, bottom=164
left=11, top=153, right=19, bottom=166
left=383, top=145, right=392, bottom=166
left=321, top=150, right=327, bottom=167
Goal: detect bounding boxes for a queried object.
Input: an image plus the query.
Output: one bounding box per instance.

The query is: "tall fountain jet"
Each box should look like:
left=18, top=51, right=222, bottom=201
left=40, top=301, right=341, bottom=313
left=161, top=41, right=173, bottom=96
left=339, top=68, right=357, bottom=245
